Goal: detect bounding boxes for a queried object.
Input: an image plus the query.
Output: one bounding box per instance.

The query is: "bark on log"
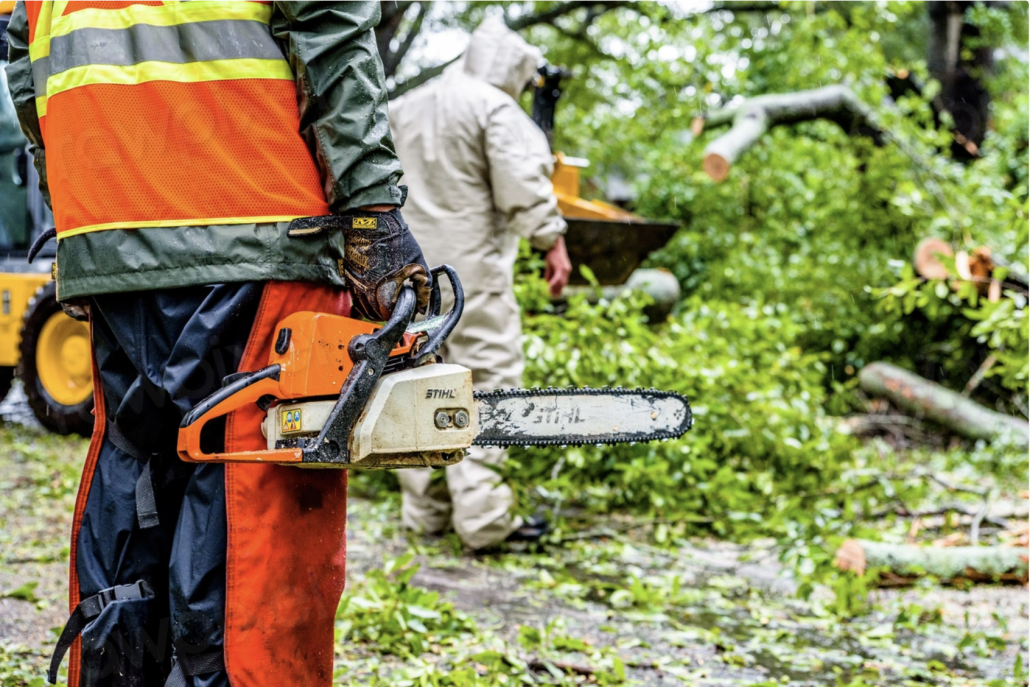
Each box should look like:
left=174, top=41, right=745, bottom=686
left=698, top=85, right=883, bottom=181
left=835, top=538, right=1028, bottom=585
left=858, top=362, right=1029, bottom=446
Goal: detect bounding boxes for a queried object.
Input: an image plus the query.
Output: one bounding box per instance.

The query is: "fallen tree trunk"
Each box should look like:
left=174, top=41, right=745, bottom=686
left=695, top=85, right=884, bottom=181
left=858, top=362, right=1029, bottom=447
left=835, top=539, right=1028, bottom=585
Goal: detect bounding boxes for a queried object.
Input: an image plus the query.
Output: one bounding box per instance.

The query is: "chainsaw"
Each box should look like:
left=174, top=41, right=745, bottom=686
left=177, top=265, right=692, bottom=469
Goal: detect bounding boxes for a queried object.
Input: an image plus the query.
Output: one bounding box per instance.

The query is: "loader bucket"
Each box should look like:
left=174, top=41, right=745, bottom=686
left=564, top=217, right=679, bottom=286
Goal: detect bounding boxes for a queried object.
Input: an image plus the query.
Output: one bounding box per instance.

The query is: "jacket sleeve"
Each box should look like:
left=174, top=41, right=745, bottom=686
left=486, top=101, right=567, bottom=251
left=271, top=1, right=405, bottom=212
left=3, top=2, right=51, bottom=208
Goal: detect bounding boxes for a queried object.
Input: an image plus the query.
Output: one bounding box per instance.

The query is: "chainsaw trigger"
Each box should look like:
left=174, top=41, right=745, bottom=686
left=221, top=371, right=250, bottom=388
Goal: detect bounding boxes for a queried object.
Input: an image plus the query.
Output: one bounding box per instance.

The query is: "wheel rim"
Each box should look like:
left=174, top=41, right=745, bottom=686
left=35, top=311, right=93, bottom=407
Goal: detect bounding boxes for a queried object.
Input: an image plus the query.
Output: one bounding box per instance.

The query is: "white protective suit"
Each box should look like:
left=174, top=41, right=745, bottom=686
left=390, top=18, right=567, bottom=549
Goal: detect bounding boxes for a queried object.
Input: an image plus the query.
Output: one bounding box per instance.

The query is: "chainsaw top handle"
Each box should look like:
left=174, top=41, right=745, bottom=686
left=409, top=264, right=464, bottom=364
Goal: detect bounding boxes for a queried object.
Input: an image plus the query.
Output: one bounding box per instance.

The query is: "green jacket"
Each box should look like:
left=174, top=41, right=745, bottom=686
left=4, top=2, right=404, bottom=301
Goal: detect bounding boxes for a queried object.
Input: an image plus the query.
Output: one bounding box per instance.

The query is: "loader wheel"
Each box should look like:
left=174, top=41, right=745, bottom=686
left=0, top=366, right=13, bottom=403
left=18, top=282, right=94, bottom=436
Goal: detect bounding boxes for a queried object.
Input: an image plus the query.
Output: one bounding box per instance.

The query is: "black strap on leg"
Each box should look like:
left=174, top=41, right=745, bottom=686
left=106, top=421, right=160, bottom=529
left=48, top=580, right=153, bottom=684
left=134, top=461, right=160, bottom=529
left=164, top=650, right=226, bottom=687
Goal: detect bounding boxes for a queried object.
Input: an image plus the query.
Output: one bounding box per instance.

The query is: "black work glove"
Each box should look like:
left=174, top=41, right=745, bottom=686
left=339, top=208, right=432, bottom=321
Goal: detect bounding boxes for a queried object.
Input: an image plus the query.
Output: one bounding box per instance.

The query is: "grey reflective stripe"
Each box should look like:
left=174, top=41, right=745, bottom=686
left=46, top=19, right=283, bottom=78
left=31, top=56, right=49, bottom=98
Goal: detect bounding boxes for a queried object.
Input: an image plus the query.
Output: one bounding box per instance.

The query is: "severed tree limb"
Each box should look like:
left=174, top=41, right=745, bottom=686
left=696, top=85, right=884, bottom=181
left=858, top=362, right=1029, bottom=447
left=835, top=539, right=1028, bottom=585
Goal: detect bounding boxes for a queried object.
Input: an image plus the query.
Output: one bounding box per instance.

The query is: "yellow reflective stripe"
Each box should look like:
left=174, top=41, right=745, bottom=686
left=52, top=1, right=68, bottom=21
left=57, top=215, right=304, bottom=240
left=29, top=37, right=50, bottom=61
left=35, top=95, right=46, bottom=118
left=28, top=1, right=54, bottom=61
left=50, top=1, right=272, bottom=37
left=45, top=58, right=293, bottom=100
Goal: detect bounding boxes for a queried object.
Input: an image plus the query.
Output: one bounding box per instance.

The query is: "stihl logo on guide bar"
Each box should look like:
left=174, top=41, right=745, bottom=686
left=425, top=389, right=456, bottom=399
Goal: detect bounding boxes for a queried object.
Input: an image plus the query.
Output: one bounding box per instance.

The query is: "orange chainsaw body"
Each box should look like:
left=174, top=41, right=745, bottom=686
left=176, top=311, right=417, bottom=464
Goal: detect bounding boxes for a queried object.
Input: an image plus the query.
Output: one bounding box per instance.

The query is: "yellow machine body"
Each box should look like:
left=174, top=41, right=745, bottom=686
left=0, top=272, right=94, bottom=409
left=551, top=153, right=643, bottom=223
left=0, top=273, right=50, bottom=367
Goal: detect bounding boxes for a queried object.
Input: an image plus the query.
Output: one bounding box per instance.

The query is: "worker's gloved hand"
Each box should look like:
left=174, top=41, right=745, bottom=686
left=340, top=207, right=432, bottom=321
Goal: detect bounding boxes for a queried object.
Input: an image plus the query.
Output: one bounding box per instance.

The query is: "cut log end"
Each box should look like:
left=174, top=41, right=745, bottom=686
left=835, top=538, right=867, bottom=576
left=703, top=153, right=731, bottom=182
left=914, top=237, right=953, bottom=280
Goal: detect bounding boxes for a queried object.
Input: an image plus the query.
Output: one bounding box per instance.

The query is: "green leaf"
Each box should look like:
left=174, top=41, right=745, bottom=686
left=2, top=581, right=40, bottom=603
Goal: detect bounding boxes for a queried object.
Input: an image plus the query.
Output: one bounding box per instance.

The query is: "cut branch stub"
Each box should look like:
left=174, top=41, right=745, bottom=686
left=914, top=237, right=953, bottom=280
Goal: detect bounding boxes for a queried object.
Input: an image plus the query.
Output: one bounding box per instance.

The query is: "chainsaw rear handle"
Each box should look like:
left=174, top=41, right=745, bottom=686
left=177, top=282, right=421, bottom=464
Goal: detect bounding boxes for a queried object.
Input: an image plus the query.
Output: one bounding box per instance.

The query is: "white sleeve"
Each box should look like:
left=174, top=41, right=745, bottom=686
left=485, top=102, right=567, bottom=251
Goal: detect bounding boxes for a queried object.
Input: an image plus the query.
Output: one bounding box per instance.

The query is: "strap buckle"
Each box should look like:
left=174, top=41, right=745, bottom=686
left=48, top=580, right=155, bottom=684
left=97, top=579, right=152, bottom=608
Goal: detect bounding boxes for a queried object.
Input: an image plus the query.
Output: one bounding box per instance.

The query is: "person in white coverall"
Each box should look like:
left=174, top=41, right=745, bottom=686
left=389, top=18, right=572, bottom=549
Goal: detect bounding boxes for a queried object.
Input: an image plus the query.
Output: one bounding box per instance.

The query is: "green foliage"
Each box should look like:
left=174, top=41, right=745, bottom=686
left=511, top=286, right=856, bottom=535
left=877, top=262, right=1029, bottom=398
left=0, top=583, right=40, bottom=604
left=0, top=643, right=47, bottom=687
left=515, top=0, right=1028, bottom=398
left=337, top=553, right=477, bottom=658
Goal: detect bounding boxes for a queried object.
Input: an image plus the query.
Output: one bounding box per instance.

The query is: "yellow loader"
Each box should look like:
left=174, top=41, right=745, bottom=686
left=1, top=8, right=93, bottom=435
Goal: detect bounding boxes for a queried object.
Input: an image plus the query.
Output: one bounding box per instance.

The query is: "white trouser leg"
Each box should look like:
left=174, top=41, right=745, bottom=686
left=399, top=289, right=525, bottom=548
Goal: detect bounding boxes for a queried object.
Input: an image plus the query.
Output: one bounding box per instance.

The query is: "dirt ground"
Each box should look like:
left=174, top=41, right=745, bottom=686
left=1, top=410, right=1027, bottom=686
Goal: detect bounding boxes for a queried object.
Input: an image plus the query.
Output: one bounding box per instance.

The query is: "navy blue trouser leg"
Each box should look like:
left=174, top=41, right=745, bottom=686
left=76, top=284, right=260, bottom=687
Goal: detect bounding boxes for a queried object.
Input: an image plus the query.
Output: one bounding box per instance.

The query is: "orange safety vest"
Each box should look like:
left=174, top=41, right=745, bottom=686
left=24, top=1, right=329, bottom=239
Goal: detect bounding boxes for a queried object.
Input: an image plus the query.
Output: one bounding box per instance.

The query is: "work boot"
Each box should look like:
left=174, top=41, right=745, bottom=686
left=505, top=515, right=550, bottom=543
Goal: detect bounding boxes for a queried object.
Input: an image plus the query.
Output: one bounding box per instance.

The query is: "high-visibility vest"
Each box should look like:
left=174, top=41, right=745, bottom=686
left=25, top=1, right=329, bottom=239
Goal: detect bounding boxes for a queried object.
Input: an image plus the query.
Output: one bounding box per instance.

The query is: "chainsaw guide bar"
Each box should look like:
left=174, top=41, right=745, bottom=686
left=472, top=387, right=692, bottom=448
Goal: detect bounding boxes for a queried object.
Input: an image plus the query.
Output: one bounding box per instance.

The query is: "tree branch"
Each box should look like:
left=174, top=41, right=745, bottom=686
left=696, top=85, right=884, bottom=181
left=706, top=1, right=783, bottom=13
left=388, top=2, right=629, bottom=98
left=506, top=1, right=625, bottom=31
left=383, top=2, right=427, bottom=77
left=376, top=1, right=416, bottom=77
left=390, top=56, right=460, bottom=99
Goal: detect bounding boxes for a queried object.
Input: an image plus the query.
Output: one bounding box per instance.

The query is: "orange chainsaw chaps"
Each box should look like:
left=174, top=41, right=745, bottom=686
left=67, top=321, right=106, bottom=687
left=223, top=282, right=352, bottom=687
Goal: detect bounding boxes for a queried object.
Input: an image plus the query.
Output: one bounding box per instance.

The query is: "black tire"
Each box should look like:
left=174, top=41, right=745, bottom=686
left=18, top=282, right=94, bottom=437
left=0, top=365, right=13, bottom=403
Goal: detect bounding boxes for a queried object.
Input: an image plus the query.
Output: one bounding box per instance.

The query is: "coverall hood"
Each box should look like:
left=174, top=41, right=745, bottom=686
left=460, top=17, right=542, bottom=100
